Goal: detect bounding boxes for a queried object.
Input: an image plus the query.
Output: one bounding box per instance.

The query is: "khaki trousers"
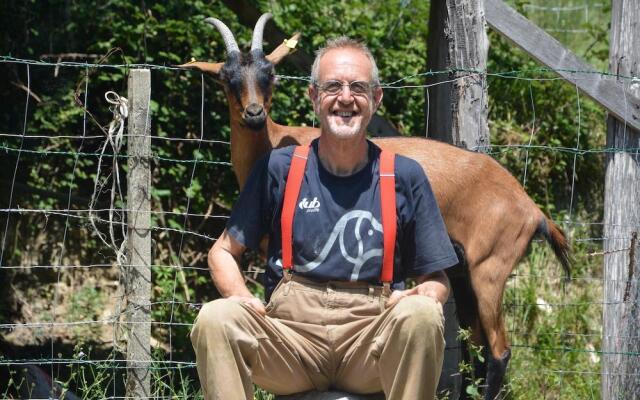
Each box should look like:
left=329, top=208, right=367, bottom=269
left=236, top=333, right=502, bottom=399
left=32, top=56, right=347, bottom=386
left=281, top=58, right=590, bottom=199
left=191, top=276, right=445, bottom=400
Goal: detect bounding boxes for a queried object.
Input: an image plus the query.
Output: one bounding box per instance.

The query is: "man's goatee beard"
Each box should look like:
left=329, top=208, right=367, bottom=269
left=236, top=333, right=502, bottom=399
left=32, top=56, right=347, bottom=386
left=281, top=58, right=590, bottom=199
left=326, top=119, right=362, bottom=139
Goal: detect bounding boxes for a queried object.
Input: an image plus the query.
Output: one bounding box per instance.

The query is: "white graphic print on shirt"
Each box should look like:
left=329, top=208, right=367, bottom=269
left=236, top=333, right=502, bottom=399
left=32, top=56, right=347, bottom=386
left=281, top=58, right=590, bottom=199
left=294, top=209, right=382, bottom=281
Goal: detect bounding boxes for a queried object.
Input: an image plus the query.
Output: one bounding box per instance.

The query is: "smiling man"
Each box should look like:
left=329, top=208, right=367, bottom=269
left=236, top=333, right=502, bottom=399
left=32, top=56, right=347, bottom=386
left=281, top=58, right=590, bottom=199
left=191, top=37, right=459, bottom=400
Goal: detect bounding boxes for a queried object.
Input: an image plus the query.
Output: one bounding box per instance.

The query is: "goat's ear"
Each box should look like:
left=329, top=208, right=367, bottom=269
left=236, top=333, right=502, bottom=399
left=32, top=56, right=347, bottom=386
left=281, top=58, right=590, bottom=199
left=176, top=61, right=224, bottom=78
left=266, top=33, right=301, bottom=66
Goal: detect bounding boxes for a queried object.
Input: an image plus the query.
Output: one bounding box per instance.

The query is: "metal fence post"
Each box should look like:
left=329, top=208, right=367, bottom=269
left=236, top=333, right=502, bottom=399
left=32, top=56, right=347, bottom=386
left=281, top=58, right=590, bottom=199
left=125, top=68, right=152, bottom=398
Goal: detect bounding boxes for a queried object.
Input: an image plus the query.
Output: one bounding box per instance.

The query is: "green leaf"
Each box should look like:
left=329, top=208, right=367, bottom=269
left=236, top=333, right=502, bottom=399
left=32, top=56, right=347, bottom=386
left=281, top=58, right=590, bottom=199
left=466, top=385, right=480, bottom=397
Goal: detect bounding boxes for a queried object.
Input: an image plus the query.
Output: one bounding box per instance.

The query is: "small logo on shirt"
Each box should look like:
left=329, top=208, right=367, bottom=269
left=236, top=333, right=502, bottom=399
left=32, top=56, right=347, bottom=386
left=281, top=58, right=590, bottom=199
left=298, top=197, right=321, bottom=212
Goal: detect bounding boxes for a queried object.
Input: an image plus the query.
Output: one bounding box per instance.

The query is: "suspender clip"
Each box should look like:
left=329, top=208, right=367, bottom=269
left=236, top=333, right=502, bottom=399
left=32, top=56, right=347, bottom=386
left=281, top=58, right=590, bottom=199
left=283, top=268, right=293, bottom=282
left=382, top=282, right=392, bottom=297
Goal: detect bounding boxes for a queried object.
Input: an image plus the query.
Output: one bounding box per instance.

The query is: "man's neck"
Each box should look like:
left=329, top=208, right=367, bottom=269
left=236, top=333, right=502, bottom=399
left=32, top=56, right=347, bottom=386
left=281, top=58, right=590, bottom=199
left=317, top=133, right=369, bottom=177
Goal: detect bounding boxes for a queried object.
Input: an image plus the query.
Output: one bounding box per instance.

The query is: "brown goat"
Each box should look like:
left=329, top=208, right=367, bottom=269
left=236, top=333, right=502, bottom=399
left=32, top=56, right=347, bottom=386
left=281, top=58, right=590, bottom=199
left=180, top=14, right=571, bottom=400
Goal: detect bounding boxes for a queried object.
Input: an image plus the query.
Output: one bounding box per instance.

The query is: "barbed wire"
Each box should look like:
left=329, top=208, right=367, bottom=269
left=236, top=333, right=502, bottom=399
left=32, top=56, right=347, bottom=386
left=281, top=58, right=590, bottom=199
left=523, top=3, right=604, bottom=12
left=0, top=208, right=220, bottom=241
left=4, top=293, right=639, bottom=333
left=0, top=359, right=196, bottom=368
left=0, top=207, right=229, bottom=219
left=0, top=144, right=232, bottom=166
left=3, top=205, right=638, bottom=250
left=0, top=263, right=210, bottom=271
left=2, top=341, right=640, bottom=368
left=0, top=204, right=633, bottom=226
left=0, top=131, right=231, bottom=145
left=4, top=142, right=640, bottom=161
left=2, top=55, right=639, bottom=82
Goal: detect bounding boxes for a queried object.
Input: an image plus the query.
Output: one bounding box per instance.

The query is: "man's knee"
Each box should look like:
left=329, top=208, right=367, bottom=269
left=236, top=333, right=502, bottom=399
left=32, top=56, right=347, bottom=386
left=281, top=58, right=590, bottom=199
left=390, top=295, right=444, bottom=335
left=191, top=298, right=248, bottom=341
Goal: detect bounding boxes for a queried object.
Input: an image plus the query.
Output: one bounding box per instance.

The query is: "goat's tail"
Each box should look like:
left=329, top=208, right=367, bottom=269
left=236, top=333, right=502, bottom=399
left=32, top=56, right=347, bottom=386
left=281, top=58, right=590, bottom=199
left=538, top=216, right=572, bottom=281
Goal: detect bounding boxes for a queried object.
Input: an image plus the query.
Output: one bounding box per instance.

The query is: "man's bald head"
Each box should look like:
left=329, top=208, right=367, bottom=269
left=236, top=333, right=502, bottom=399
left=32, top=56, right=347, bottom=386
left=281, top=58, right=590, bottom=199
left=310, top=37, right=380, bottom=85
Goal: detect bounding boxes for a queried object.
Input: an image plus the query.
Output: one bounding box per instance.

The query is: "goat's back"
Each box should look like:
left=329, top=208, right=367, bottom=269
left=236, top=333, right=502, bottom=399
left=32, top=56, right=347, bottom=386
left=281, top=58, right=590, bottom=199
left=372, top=136, right=544, bottom=266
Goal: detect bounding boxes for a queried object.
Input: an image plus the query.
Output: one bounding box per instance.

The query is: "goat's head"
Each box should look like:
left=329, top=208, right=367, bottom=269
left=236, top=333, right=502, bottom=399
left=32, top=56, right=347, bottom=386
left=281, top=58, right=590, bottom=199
left=179, top=13, right=299, bottom=130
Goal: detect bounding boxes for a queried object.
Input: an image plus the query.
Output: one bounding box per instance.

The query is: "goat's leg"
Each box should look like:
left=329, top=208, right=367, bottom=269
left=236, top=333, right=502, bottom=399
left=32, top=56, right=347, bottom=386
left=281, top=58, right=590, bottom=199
left=468, top=256, right=513, bottom=400
left=485, top=348, right=511, bottom=400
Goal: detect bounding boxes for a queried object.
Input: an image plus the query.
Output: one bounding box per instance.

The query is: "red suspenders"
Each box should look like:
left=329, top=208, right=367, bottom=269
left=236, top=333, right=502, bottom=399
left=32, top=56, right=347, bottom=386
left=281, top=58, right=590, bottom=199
left=379, top=150, right=396, bottom=283
left=281, top=145, right=310, bottom=271
left=280, top=145, right=396, bottom=284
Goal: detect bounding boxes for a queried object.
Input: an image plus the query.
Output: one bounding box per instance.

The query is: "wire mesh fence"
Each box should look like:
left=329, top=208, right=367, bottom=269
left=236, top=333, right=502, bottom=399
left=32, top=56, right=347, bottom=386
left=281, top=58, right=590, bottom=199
left=0, top=54, right=638, bottom=399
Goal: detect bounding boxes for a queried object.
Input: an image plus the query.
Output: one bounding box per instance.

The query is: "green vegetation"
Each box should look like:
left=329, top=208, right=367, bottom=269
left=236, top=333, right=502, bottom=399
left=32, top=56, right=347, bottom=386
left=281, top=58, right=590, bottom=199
left=67, top=284, right=106, bottom=338
left=456, top=328, right=486, bottom=400
left=0, top=0, right=612, bottom=398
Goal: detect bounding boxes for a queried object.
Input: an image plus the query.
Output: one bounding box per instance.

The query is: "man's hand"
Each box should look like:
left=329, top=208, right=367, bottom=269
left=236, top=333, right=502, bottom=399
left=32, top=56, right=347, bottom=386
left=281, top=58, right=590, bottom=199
left=385, top=288, right=440, bottom=308
left=228, top=295, right=266, bottom=316
left=385, top=289, right=409, bottom=308
left=385, top=271, right=450, bottom=308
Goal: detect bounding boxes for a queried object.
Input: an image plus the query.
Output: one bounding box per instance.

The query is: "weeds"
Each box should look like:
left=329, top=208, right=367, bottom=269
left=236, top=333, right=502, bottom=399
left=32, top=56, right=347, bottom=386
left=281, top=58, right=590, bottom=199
left=456, top=328, right=485, bottom=400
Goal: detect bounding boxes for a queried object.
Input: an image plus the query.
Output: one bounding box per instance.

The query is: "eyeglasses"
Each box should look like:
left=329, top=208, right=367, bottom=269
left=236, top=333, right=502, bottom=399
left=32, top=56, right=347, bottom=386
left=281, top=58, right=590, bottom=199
left=314, top=80, right=377, bottom=97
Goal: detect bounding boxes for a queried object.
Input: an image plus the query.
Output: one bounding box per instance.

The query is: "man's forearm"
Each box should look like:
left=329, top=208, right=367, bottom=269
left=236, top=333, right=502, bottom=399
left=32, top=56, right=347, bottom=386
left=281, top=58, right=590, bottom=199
left=209, top=248, right=252, bottom=297
left=208, top=230, right=267, bottom=316
left=208, top=230, right=253, bottom=298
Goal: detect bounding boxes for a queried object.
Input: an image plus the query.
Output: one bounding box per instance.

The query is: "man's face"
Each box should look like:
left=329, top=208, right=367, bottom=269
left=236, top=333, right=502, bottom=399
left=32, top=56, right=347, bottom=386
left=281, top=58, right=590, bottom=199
left=309, top=48, right=383, bottom=140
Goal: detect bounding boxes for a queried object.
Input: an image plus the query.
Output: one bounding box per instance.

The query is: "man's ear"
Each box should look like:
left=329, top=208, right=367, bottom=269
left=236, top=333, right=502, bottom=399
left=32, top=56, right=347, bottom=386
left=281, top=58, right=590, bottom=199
left=266, top=33, right=301, bottom=66
left=308, top=84, right=319, bottom=114
left=373, top=86, right=384, bottom=111
left=176, top=61, right=224, bottom=79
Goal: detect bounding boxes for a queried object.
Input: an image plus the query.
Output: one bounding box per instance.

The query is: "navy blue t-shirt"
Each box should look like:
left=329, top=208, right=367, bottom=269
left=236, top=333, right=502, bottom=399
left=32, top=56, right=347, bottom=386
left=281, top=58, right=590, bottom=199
left=227, top=139, right=458, bottom=300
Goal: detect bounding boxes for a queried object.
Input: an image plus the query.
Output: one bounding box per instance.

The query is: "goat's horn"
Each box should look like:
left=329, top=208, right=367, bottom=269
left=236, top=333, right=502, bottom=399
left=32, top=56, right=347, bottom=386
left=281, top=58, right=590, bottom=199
left=251, top=13, right=272, bottom=52
left=204, top=17, right=240, bottom=54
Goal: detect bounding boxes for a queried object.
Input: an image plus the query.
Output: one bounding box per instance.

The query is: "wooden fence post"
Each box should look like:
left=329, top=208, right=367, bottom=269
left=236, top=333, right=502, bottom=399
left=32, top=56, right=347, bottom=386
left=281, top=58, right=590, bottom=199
left=426, top=0, right=489, bottom=398
left=602, top=1, right=640, bottom=398
left=426, top=0, right=490, bottom=151
left=125, top=69, right=152, bottom=398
